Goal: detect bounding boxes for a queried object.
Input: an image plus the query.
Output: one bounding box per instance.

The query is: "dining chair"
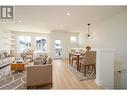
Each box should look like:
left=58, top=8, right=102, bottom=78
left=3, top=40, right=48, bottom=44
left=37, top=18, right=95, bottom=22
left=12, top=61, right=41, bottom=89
left=80, top=51, right=96, bottom=76
left=69, top=49, right=77, bottom=66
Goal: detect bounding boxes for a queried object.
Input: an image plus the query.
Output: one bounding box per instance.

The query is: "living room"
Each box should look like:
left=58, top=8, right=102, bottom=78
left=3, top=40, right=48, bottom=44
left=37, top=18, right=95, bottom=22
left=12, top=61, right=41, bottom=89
left=0, top=6, right=127, bottom=90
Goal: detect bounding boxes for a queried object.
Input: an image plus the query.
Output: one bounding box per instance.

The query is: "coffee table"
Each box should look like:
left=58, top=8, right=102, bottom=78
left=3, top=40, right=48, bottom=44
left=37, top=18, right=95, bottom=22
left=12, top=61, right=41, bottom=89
left=11, top=60, right=25, bottom=71
left=11, top=59, right=32, bottom=71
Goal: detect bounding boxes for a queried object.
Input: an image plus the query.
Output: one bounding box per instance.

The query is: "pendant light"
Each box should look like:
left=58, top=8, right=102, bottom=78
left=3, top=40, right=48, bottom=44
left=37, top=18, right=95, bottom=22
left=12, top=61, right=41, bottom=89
left=87, top=23, right=93, bottom=38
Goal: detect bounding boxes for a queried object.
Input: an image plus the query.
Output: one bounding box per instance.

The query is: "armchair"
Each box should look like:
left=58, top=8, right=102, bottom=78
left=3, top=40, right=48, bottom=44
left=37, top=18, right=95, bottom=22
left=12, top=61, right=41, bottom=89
left=26, top=64, right=52, bottom=88
left=26, top=56, right=53, bottom=88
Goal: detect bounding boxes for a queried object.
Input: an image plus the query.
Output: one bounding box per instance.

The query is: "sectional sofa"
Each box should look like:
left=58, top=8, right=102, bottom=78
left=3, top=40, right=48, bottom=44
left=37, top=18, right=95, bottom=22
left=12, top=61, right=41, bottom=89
left=0, top=50, right=14, bottom=69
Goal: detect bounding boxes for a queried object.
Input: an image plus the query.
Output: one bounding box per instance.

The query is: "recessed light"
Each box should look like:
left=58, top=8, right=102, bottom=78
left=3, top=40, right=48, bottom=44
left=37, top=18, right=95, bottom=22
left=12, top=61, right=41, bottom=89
left=66, top=13, right=70, bottom=16
left=18, top=20, right=22, bottom=23
left=60, top=25, right=63, bottom=28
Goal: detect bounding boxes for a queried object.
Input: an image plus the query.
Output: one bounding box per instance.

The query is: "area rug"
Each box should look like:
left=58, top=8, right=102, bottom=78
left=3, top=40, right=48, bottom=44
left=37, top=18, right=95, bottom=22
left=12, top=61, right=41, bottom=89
left=68, top=64, right=96, bottom=81
left=0, top=71, right=26, bottom=89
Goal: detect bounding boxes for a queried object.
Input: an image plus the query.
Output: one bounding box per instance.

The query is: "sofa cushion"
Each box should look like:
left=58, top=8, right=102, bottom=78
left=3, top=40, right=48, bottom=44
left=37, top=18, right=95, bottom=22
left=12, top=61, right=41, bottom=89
left=26, top=50, right=33, bottom=55
left=3, top=52, right=9, bottom=57
left=40, top=53, right=48, bottom=59
left=34, top=57, right=41, bottom=60
left=8, top=57, right=15, bottom=62
left=2, top=58, right=10, bottom=64
left=40, top=57, right=47, bottom=65
left=21, top=52, right=26, bottom=58
left=0, top=59, right=3, bottom=66
left=33, top=60, right=40, bottom=65
left=0, top=53, right=2, bottom=59
left=33, top=53, right=52, bottom=65
left=27, top=62, right=34, bottom=66
left=0, top=52, right=5, bottom=59
left=44, top=53, right=48, bottom=58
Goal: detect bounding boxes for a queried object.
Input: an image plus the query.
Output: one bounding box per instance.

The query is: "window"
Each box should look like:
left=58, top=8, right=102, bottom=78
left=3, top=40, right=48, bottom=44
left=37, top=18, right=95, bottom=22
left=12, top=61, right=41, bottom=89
left=55, top=40, right=62, bottom=57
left=36, top=37, right=47, bottom=52
left=55, top=40, right=62, bottom=50
left=70, top=36, right=77, bottom=43
left=17, top=36, right=31, bottom=52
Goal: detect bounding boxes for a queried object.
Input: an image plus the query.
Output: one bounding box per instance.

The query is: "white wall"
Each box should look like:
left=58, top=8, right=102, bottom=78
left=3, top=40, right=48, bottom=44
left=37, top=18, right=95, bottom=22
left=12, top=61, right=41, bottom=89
left=0, top=27, right=14, bottom=52
left=79, top=10, right=127, bottom=88
left=51, top=30, right=79, bottom=59
left=96, top=49, right=114, bottom=89
left=95, top=11, right=127, bottom=89
left=79, top=28, right=97, bottom=48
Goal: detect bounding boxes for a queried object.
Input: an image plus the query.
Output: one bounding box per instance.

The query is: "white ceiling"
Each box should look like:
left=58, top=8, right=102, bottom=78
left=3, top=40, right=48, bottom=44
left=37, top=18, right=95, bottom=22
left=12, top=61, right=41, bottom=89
left=0, top=6, right=127, bottom=33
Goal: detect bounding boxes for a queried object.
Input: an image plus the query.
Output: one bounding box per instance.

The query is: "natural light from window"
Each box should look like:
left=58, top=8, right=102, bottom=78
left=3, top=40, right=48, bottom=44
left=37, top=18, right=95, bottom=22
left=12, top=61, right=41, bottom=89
left=70, top=36, right=77, bottom=43
left=17, top=36, right=31, bottom=52
left=36, top=37, right=47, bottom=52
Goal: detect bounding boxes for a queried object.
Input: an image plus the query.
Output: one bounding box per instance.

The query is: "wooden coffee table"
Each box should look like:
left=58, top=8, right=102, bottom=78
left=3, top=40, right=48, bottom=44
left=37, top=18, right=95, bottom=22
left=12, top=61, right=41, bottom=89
left=11, top=63, right=25, bottom=71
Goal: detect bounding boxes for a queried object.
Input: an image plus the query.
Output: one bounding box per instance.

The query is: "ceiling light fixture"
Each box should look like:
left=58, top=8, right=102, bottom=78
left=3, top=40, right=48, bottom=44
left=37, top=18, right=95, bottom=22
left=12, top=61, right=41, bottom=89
left=59, top=25, right=63, bottom=28
left=66, top=12, right=70, bottom=16
left=87, top=23, right=93, bottom=38
left=18, top=20, right=22, bottom=23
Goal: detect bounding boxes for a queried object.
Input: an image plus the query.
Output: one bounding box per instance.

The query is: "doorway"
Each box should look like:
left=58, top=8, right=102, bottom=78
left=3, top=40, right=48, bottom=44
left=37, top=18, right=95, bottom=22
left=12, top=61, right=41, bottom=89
left=54, top=40, right=62, bottom=58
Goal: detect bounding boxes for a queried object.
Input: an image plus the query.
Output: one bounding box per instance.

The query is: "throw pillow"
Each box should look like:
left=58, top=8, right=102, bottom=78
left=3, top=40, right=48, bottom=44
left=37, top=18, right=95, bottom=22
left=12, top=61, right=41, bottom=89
left=0, top=53, right=2, bottom=59
left=40, top=57, right=47, bottom=65
left=33, top=60, right=40, bottom=65
left=47, top=57, right=52, bottom=64
left=26, top=50, right=33, bottom=55
left=44, top=53, right=48, bottom=58
left=0, top=52, right=5, bottom=59
left=4, top=52, right=9, bottom=57
left=40, top=53, right=48, bottom=59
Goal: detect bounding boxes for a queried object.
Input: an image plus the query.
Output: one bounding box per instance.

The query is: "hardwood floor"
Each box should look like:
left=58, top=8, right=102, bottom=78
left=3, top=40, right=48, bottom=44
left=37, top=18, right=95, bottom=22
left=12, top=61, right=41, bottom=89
left=52, top=59, right=102, bottom=89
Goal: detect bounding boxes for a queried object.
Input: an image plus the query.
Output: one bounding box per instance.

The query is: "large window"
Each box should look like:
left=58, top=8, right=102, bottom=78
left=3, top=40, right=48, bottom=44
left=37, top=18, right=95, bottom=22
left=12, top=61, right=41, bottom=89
left=36, top=37, right=47, bottom=52
left=70, top=36, right=77, bottom=43
left=17, top=36, right=31, bottom=52
left=55, top=40, right=62, bottom=57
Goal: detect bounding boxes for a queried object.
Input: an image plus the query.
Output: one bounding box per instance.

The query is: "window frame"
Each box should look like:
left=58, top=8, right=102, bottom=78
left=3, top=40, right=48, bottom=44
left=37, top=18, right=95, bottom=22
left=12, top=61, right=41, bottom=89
left=35, top=37, right=47, bottom=52
left=70, top=36, right=78, bottom=43
left=17, top=36, right=31, bottom=53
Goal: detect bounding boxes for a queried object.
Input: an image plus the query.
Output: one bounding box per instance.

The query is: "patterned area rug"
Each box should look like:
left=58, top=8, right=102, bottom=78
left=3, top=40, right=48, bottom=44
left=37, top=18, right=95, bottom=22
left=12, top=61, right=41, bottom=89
left=68, top=64, right=96, bottom=81
left=0, top=71, right=26, bottom=89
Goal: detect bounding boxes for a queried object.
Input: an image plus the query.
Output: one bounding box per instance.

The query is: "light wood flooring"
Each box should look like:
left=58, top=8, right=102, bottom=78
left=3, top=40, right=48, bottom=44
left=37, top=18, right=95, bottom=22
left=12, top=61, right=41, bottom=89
left=0, top=59, right=102, bottom=89
left=52, top=59, right=102, bottom=89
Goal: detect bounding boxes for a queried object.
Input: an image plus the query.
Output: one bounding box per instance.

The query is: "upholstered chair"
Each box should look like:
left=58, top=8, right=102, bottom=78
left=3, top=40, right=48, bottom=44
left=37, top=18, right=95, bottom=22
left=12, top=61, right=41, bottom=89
left=80, top=51, right=96, bottom=76
left=69, top=49, right=77, bottom=66
left=24, top=49, right=34, bottom=60
left=26, top=57, right=52, bottom=88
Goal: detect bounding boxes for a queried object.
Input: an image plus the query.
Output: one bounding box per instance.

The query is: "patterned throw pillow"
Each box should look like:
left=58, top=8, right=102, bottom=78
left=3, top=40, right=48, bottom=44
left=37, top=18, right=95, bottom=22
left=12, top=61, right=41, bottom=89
left=0, top=60, right=3, bottom=65
left=26, top=50, right=33, bottom=55
left=47, top=57, right=52, bottom=64
left=0, top=53, right=2, bottom=59
left=40, top=57, right=47, bottom=64
left=40, top=53, right=48, bottom=58
left=44, top=53, right=48, bottom=58
left=4, top=52, right=9, bottom=57
left=0, top=52, right=5, bottom=59
left=21, top=52, right=26, bottom=57
left=33, top=60, right=40, bottom=65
